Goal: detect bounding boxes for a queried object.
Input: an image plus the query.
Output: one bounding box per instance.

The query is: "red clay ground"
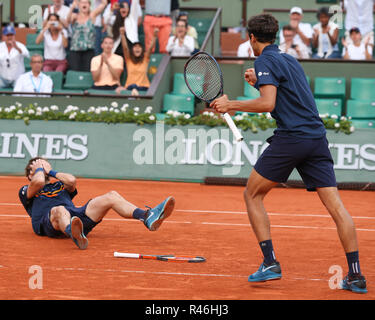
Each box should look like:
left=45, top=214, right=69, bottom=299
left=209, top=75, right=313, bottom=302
left=0, top=176, right=374, bottom=300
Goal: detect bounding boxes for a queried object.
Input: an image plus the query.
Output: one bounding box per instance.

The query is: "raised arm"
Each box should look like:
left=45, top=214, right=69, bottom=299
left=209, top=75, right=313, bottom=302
left=67, top=0, right=78, bottom=24
left=120, top=27, right=131, bottom=59
left=91, top=0, right=108, bottom=21
left=145, top=28, right=159, bottom=59
left=41, top=160, right=77, bottom=193
left=26, top=159, right=47, bottom=199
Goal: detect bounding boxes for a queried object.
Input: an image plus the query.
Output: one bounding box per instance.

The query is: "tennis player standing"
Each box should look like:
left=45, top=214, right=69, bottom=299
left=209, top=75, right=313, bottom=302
left=210, top=14, right=367, bottom=294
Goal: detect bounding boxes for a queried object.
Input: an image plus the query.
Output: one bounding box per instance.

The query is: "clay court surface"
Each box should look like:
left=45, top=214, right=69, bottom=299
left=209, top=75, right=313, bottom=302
left=0, top=175, right=374, bottom=300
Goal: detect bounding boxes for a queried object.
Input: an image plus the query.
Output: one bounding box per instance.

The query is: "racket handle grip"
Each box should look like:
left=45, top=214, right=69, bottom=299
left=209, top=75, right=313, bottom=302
left=114, top=252, right=140, bottom=259
left=223, top=113, right=244, bottom=142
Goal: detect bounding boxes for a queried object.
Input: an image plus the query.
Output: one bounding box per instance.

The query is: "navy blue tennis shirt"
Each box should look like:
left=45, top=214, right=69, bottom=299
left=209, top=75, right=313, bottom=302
left=254, top=44, right=326, bottom=138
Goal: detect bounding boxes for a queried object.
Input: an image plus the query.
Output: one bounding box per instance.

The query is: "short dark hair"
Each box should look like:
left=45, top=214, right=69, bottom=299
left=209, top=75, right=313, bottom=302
left=282, top=24, right=294, bottom=32
left=247, top=14, right=279, bottom=44
left=176, top=19, right=188, bottom=28
left=102, top=35, right=114, bottom=42
left=316, top=7, right=332, bottom=19
left=25, top=157, right=46, bottom=179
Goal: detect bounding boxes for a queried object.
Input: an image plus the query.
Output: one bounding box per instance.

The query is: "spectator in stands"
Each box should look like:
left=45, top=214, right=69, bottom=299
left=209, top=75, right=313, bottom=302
left=143, top=0, right=173, bottom=54
left=166, top=19, right=195, bottom=56
left=312, top=7, right=340, bottom=59
left=279, top=7, right=313, bottom=57
left=116, top=27, right=158, bottom=96
left=0, top=26, right=30, bottom=89
left=342, top=27, right=373, bottom=60
left=237, top=35, right=255, bottom=58
left=36, top=13, right=69, bottom=73
left=93, top=0, right=109, bottom=55
left=279, top=25, right=310, bottom=59
left=343, top=0, right=374, bottom=49
left=13, top=54, right=53, bottom=95
left=43, top=0, right=71, bottom=29
left=91, top=36, right=124, bottom=90
left=171, top=0, right=180, bottom=27
left=172, top=11, right=199, bottom=52
left=67, top=0, right=107, bottom=72
left=105, top=0, right=142, bottom=57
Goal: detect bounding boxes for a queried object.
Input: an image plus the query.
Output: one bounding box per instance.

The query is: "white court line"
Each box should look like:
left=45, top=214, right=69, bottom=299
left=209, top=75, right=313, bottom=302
left=1, top=203, right=375, bottom=220
left=1, top=213, right=375, bottom=232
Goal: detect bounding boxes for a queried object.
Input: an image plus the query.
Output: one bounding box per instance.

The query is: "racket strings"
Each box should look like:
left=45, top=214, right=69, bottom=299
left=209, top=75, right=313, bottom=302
left=185, top=54, right=222, bottom=102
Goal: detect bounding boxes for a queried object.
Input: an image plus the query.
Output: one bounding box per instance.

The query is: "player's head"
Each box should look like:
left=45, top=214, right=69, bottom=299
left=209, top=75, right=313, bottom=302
left=247, top=14, right=279, bottom=56
left=25, top=157, right=49, bottom=181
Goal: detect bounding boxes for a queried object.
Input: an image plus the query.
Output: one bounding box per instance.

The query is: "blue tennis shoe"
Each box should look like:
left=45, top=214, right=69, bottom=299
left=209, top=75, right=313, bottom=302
left=340, top=274, right=367, bottom=294
left=248, top=261, right=282, bottom=282
left=144, top=196, right=175, bottom=231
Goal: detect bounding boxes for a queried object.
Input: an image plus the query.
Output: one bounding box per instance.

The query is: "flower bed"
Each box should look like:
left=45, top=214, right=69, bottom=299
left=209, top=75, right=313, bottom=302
left=0, top=102, right=355, bottom=134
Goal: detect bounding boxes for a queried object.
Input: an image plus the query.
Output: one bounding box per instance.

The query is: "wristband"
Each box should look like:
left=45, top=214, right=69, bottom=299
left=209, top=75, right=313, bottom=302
left=49, top=170, right=58, bottom=178
left=34, top=168, right=45, bottom=175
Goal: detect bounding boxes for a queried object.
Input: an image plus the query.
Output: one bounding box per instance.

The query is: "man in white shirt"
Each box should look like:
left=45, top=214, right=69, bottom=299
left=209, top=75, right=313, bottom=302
left=43, top=0, right=71, bottom=29
left=279, top=7, right=313, bottom=57
left=14, top=54, right=53, bottom=96
left=342, top=27, right=373, bottom=60
left=344, top=0, right=375, bottom=46
left=279, top=25, right=310, bottom=59
left=166, top=18, right=194, bottom=56
left=0, top=26, right=30, bottom=89
left=237, top=35, right=255, bottom=58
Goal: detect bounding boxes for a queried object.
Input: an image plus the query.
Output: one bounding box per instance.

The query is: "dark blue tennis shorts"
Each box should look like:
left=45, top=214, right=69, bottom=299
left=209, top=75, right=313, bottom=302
left=39, top=201, right=100, bottom=238
left=254, top=134, right=337, bottom=191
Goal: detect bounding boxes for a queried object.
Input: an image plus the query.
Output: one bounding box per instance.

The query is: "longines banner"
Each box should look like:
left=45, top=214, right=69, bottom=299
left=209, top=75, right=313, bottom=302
left=0, top=120, right=374, bottom=183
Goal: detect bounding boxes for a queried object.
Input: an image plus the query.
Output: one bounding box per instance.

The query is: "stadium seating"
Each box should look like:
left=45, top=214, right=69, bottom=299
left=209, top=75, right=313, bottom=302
left=189, top=18, right=212, bottom=47
left=314, top=77, right=346, bottom=108
left=44, top=71, right=64, bottom=91
left=346, top=100, right=375, bottom=119
left=350, top=78, right=375, bottom=101
left=237, top=81, right=260, bottom=101
left=26, top=33, right=43, bottom=52
left=315, top=98, right=342, bottom=115
left=63, top=71, right=93, bottom=90
left=162, top=73, right=195, bottom=115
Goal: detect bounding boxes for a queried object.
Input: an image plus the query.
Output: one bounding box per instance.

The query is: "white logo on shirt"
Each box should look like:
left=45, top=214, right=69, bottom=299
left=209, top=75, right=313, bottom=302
left=258, top=72, right=269, bottom=77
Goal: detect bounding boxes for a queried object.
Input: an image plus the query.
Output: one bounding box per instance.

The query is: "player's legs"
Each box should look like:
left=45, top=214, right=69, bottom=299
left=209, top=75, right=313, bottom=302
left=316, top=187, right=358, bottom=252
left=244, top=169, right=278, bottom=242
left=50, top=205, right=71, bottom=235
left=85, top=190, right=137, bottom=223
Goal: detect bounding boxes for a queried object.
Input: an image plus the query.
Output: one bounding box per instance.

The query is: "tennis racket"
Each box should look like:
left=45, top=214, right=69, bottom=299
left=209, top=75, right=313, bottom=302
left=114, top=252, right=206, bottom=263
left=184, top=51, right=244, bottom=142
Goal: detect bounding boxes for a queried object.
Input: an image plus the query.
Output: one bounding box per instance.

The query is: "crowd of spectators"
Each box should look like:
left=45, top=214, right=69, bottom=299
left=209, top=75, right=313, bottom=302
left=238, top=3, right=374, bottom=61
left=0, top=1, right=374, bottom=96
left=0, top=0, right=197, bottom=95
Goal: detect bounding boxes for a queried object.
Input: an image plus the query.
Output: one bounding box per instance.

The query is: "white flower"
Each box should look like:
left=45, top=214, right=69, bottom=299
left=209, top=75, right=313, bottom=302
left=173, top=111, right=181, bottom=118
left=114, top=109, right=119, bottom=113
left=111, top=101, right=119, bottom=108
left=122, top=103, right=129, bottom=109
left=144, top=109, right=152, bottom=114
left=0, top=107, right=2, bottom=112
left=334, top=123, right=340, bottom=128
left=331, top=114, right=338, bottom=119
left=80, top=110, right=86, bottom=114
left=88, top=106, right=95, bottom=113
left=50, top=105, right=59, bottom=111
left=266, top=112, right=272, bottom=120
left=101, top=106, right=109, bottom=112
left=209, top=112, right=215, bottom=117
left=42, top=107, right=50, bottom=113
left=28, top=109, right=35, bottom=115
left=350, top=126, right=355, bottom=132
left=134, top=112, right=138, bottom=116
left=149, top=115, right=155, bottom=121
left=184, top=114, right=191, bottom=119
left=109, top=107, right=114, bottom=112
left=4, top=108, right=10, bottom=113
left=15, top=102, right=22, bottom=107
left=234, top=115, right=243, bottom=121
left=95, top=108, right=101, bottom=114
left=340, top=116, right=347, bottom=121
left=167, top=110, right=174, bottom=115
left=9, top=105, right=16, bottom=111
left=134, top=107, right=140, bottom=112
left=17, top=109, right=23, bottom=115
left=146, top=106, right=153, bottom=111
left=69, top=112, right=77, bottom=119
left=36, top=110, right=42, bottom=116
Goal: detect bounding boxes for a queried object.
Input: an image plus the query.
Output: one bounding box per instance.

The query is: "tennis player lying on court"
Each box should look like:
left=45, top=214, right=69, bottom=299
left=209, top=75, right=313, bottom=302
left=18, top=157, right=175, bottom=250
left=210, top=14, right=367, bottom=294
